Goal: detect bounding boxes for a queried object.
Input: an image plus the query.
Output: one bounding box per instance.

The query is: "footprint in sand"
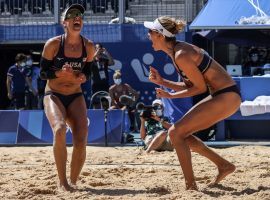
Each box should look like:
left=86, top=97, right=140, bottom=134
left=30, top=187, right=56, bottom=195
left=89, top=182, right=111, bottom=187
left=146, top=186, right=171, bottom=195
left=196, top=176, right=211, bottom=183
left=81, top=171, right=91, bottom=176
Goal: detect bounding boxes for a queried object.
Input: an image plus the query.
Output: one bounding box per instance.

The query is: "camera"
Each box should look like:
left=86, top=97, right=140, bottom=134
left=119, top=95, right=136, bottom=107
left=136, top=102, right=159, bottom=120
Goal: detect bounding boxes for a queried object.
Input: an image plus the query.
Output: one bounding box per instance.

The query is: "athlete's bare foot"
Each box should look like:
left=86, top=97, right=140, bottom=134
left=59, top=182, right=74, bottom=192
left=70, top=182, right=78, bottom=190
left=211, top=163, right=236, bottom=185
left=186, top=182, right=198, bottom=191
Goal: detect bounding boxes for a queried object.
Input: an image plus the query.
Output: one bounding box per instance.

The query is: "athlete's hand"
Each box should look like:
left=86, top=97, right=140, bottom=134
left=155, top=87, right=172, bottom=98
left=76, top=73, right=86, bottom=84
left=56, top=64, right=74, bottom=78
left=149, top=66, right=163, bottom=85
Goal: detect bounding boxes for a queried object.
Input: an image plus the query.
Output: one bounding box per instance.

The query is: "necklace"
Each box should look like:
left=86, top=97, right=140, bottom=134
left=71, top=45, right=76, bottom=51
left=68, top=43, right=79, bottom=51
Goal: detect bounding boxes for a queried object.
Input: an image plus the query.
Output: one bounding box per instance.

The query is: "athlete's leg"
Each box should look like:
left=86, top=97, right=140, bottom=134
left=66, top=95, right=88, bottom=185
left=43, top=94, right=71, bottom=191
left=186, top=135, right=236, bottom=184
left=168, top=92, right=240, bottom=189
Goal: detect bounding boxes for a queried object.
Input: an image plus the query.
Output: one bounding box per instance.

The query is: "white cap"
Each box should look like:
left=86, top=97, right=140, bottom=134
left=152, top=99, right=163, bottom=106
left=144, top=19, right=175, bottom=38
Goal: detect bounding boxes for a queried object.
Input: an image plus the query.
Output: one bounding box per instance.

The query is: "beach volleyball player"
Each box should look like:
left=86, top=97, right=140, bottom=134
left=40, top=4, right=95, bottom=191
left=144, top=16, right=241, bottom=190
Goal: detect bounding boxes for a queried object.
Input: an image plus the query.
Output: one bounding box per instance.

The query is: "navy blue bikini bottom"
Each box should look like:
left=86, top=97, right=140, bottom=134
left=44, top=91, right=83, bottom=109
left=212, top=85, right=241, bottom=97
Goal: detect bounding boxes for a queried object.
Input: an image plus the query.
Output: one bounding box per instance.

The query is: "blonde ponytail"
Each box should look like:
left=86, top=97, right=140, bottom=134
left=158, top=16, right=186, bottom=35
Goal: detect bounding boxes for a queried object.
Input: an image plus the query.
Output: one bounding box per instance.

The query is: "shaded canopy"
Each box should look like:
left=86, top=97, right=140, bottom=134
left=190, top=0, right=270, bottom=30
left=193, top=29, right=270, bottom=47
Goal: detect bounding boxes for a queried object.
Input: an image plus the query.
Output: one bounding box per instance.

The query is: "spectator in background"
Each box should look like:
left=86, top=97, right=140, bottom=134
left=140, top=99, right=173, bottom=153
left=37, top=73, right=47, bottom=110
left=243, top=47, right=263, bottom=76
left=25, top=55, right=39, bottom=109
left=91, top=43, right=114, bottom=108
left=109, top=70, right=139, bottom=132
left=6, top=53, right=37, bottom=110
left=259, top=48, right=268, bottom=64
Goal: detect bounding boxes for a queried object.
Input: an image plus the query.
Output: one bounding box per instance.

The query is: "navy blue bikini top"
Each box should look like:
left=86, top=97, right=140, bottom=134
left=53, top=34, right=88, bottom=72
left=173, top=43, right=213, bottom=81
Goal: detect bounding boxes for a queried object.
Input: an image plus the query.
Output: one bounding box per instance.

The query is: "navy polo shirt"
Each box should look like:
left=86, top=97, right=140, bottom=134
left=7, top=64, right=30, bottom=93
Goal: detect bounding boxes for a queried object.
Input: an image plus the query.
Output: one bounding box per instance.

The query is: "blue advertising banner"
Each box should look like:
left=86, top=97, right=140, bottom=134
left=82, top=41, right=193, bottom=122
left=16, top=109, right=123, bottom=144
left=0, top=110, right=19, bottom=144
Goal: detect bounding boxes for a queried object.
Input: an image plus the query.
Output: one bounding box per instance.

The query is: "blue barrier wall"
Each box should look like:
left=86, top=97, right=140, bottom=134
left=0, top=109, right=123, bottom=145
left=216, top=77, right=270, bottom=140
left=0, top=110, right=19, bottom=144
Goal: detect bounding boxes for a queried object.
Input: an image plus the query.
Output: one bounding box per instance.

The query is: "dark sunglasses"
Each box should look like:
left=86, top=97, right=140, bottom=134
left=148, top=29, right=159, bottom=34
left=65, top=9, right=83, bottom=20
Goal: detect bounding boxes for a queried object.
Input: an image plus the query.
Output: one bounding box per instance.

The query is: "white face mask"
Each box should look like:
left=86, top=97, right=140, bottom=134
left=114, top=78, right=122, bottom=85
left=26, top=60, right=33, bottom=66
left=155, top=109, right=163, bottom=117
left=20, top=62, right=26, bottom=67
left=251, top=54, right=258, bottom=62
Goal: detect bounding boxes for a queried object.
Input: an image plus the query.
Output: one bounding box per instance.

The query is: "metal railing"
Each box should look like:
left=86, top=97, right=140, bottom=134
left=0, top=0, right=206, bottom=25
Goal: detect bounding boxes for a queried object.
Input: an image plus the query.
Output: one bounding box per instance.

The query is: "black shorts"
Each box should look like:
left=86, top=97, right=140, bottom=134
left=212, top=85, right=241, bottom=98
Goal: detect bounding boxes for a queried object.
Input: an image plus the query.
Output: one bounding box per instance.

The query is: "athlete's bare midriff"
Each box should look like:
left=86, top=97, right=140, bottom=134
left=45, top=78, right=82, bottom=95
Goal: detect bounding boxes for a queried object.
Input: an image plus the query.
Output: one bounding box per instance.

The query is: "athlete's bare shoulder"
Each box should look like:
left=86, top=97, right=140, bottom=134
left=174, top=41, right=201, bottom=62
left=82, top=37, right=95, bottom=61
left=45, top=35, right=61, bottom=49
left=42, top=35, right=62, bottom=59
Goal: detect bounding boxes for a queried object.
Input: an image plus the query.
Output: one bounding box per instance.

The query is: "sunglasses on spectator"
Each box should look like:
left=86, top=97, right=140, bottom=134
left=65, top=9, right=83, bottom=20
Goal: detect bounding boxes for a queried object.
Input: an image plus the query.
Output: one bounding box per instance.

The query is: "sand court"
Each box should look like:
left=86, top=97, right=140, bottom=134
left=0, top=146, right=269, bottom=200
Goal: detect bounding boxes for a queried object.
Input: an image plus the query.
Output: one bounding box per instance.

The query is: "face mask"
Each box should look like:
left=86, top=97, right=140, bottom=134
left=155, top=109, right=163, bottom=117
left=26, top=60, right=33, bottom=66
left=114, top=78, right=122, bottom=85
left=20, top=62, right=26, bottom=67
left=251, top=55, right=258, bottom=62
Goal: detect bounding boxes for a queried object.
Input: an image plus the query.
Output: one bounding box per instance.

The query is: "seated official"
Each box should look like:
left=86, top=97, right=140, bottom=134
left=139, top=99, right=173, bottom=153
left=243, top=47, right=264, bottom=76
left=109, top=70, right=139, bottom=132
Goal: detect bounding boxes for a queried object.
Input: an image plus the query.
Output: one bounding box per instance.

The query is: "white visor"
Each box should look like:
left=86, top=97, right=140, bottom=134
left=152, top=99, right=163, bottom=106
left=144, top=19, right=175, bottom=38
